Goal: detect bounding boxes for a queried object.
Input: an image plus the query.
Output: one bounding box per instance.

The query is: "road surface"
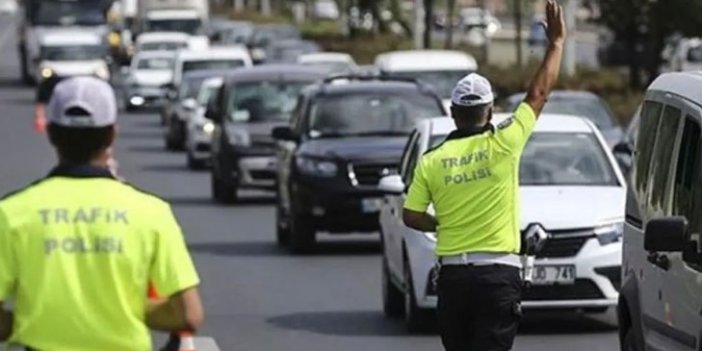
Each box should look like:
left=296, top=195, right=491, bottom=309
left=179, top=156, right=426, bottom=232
left=0, top=14, right=618, bottom=351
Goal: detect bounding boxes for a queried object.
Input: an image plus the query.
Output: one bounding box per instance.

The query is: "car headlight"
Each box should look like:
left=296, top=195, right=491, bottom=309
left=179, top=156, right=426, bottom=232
left=595, top=222, right=624, bottom=245
left=199, top=121, right=215, bottom=135
left=41, top=67, right=53, bottom=79
left=94, top=65, right=109, bottom=80
left=295, top=157, right=338, bottom=177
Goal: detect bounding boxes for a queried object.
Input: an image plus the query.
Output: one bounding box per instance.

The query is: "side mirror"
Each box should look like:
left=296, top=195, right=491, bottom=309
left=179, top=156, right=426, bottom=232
left=182, top=98, right=198, bottom=111
left=204, top=101, right=221, bottom=123
left=271, top=126, right=297, bottom=142
left=378, top=174, right=404, bottom=194
left=645, top=216, right=689, bottom=252
left=613, top=142, right=633, bottom=155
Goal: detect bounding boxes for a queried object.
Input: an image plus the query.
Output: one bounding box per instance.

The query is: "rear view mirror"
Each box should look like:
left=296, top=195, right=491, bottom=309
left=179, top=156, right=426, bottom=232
left=378, top=175, right=404, bottom=194
left=204, top=99, right=221, bottom=123
left=644, top=216, right=689, bottom=252
left=271, top=126, right=297, bottom=142
left=613, top=142, right=633, bottom=155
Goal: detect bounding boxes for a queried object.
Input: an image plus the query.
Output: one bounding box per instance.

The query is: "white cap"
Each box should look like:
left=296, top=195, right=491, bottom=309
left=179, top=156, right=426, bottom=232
left=47, top=76, right=117, bottom=128
left=451, top=73, right=494, bottom=107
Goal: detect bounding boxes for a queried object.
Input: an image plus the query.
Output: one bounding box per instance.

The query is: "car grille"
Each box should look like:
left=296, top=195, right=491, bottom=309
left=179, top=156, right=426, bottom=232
left=523, top=279, right=604, bottom=301
left=250, top=170, right=276, bottom=180
left=349, top=162, right=398, bottom=186
left=534, top=228, right=594, bottom=258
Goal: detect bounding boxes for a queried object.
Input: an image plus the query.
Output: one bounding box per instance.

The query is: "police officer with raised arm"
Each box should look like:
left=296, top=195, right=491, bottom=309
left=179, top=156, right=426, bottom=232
left=0, top=76, right=204, bottom=350
left=402, top=1, right=566, bottom=350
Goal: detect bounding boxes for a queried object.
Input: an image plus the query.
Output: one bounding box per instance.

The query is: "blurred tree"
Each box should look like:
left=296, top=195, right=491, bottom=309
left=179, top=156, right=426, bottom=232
left=444, top=0, right=456, bottom=49
left=390, top=0, right=413, bottom=36
left=424, top=0, right=434, bottom=48
left=598, top=0, right=702, bottom=88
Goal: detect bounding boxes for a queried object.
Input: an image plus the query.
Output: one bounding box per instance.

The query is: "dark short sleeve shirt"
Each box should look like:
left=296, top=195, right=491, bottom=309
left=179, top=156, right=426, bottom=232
left=36, top=76, right=64, bottom=104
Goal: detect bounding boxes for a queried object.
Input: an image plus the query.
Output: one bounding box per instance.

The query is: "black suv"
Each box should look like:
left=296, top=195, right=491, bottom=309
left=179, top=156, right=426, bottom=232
left=272, top=75, right=447, bottom=252
left=205, top=64, right=329, bottom=203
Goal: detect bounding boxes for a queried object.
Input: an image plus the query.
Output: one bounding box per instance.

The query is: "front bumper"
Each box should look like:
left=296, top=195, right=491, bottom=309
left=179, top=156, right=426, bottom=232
left=125, top=86, right=166, bottom=107
left=238, top=156, right=277, bottom=189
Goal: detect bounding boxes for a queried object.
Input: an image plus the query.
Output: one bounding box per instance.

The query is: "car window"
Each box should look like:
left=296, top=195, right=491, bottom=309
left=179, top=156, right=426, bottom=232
left=541, top=97, right=616, bottom=129
left=673, top=116, right=702, bottom=269
left=41, top=45, right=105, bottom=61
left=308, top=93, right=444, bottom=137
left=182, top=60, right=245, bottom=73
left=179, top=77, right=208, bottom=99
left=389, top=70, right=472, bottom=99
left=687, top=46, right=702, bottom=63
left=634, top=100, right=664, bottom=197
left=399, top=131, right=419, bottom=183
left=141, top=42, right=187, bottom=51
left=197, top=83, right=221, bottom=106
left=227, top=81, right=312, bottom=123
left=649, top=105, right=681, bottom=212
left=404, top=138, right=421, bottom=186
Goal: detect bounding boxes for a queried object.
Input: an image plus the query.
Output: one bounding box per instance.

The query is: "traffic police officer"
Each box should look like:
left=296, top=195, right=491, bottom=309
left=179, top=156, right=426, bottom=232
left=0, top=76, right=204, bottom=350
left=402, top=1, right=566, bottom=350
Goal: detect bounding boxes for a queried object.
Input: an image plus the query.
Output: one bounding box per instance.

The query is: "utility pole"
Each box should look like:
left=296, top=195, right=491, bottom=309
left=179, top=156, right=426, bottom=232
left=478, top=0, right=489, bottom=62
left=261, top=0, right=271, bottom=16
left=563, top=0, right=576, bottom=76
left=444, top=0, right=455, bottom=49
left=423, top=0, right=433, bottom=49
left=234, top=0, right=244, bottom=12
left=514, top=0, right=522, bottom=67
left=414, top=0, right=425, bottom=49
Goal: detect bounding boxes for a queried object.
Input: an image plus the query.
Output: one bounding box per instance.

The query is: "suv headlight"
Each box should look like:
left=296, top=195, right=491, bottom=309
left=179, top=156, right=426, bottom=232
left=41, top=67, right=54, bottom=79
left=595, top=222, right=624, bottom=245
left=296, top=157, right=338, bottom=177
left=198, top=121, right=215, bottom=135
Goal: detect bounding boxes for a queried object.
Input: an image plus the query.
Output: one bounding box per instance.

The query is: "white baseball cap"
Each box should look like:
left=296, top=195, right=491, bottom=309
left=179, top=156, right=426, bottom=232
left=47, top=76, right=117, bottom=128
left=451, top=73, right=495, bottom=107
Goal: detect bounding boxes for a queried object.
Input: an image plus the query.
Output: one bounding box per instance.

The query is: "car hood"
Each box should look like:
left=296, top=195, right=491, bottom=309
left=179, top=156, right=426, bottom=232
left=520, top=186, right=626, bottom=230
left=42, top=60, right=106, bottom=76
left=132, top=70, right=173, bottom=86
left=298, top=136, right=407, bottom=161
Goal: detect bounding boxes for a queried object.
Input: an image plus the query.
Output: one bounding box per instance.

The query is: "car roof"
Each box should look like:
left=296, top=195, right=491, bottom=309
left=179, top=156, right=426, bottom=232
left=133, top=50, right=175, bottom=60
left=137, top=32, right=190, bottom=43
left=298, top=52, right=354, bottom=63
left=41, top=31, right=103, bottom=46
left=183, top=69, right=232, bottom=80
left=375, top=50, right=478, bottom=71
left=648, top=71, right=702, bottom=105
left=177, top=47, right=250, bottom=60
left=223, top=64, right=329, bottom=83
left=425, top=113, right=597, bottom=136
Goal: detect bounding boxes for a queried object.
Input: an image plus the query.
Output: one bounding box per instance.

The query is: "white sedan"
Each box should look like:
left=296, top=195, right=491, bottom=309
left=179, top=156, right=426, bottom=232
left=378, top=113, right=627, bottom=332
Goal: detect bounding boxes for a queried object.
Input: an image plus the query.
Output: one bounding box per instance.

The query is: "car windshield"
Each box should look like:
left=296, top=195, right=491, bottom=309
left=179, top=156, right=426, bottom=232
left=179, top=76, right=209, bottom=99
left=430, top=132, right=618, bottom=186
left=309, top=93, right=444, bottom=137
left=227, top=81, right=312, bottom=122
left=146, top=19, right=202, bottom=35
left=687, top=46, right=702, bottom=62
left=222, top=27, right=254, bottom=44
left=33, top=2, right=105, bottom=25
left=183, top=60, right=245, bottom=73
left=390, top=70, right=471, bottom=99
left=508, top=96, right=616, bottom=129
left=141, top=42, right=187, bottom=51
left=136, top=57, right=173, bottom=70
left=197, top=83, right=221, bottom=106
left=41, top=45, right=105, bottom=61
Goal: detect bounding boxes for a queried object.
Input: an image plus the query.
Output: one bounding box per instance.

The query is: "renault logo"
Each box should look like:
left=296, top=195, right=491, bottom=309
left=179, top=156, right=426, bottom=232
left=524, top=223, right=550, bottom=251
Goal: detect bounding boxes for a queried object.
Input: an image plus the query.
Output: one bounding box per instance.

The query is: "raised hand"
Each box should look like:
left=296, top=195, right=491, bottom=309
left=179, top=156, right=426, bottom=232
left=543, top=0, right=566, bottom=45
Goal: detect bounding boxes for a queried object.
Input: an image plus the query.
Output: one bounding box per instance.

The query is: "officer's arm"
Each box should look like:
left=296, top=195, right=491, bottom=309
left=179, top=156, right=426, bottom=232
left=402, top=209, right=437, bottom=233
left=524, top=0, right=566, bottom=117
left=146, top=288, right=203, bottom=332
left=0, top=306, right=12, bottom=341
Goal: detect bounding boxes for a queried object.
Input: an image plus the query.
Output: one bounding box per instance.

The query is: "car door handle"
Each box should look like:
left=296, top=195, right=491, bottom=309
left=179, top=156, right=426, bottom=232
left=647, top=252, right=671, bottom=271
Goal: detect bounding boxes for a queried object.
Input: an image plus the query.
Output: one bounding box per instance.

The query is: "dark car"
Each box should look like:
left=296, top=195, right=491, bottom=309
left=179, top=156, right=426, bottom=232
left=503, top=90, right=624, bottom=147
left=205, top=65, right=329, bottom=203
left=164, top=69, right=232, bottom=150
left=247, top=24, right=301, bottom=64
left=271, top=75, right=447, bottom=253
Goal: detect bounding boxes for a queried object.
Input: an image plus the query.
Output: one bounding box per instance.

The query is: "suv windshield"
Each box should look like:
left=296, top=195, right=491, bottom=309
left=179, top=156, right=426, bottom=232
left=309, top=93, right=444, bottom=137
left=41, top=45, right=105, bottom=61
left=507, top=96, right=616, bottom=129
left=183, top=60, right=245, bottom=73
left=141, top=42, right=187, bottom=51
left=137, top=57, right=173, bottom=70
left=227, top=81, right=312, bottom=122
left=33, top=2, right=105, bottom=25
left=179, top=76, right=210, bottom=99
left=146, top=19, right=202, bottom=35
left=430, top=132, right=618, bottom=186
left=390, top=70, right=471, bottom=99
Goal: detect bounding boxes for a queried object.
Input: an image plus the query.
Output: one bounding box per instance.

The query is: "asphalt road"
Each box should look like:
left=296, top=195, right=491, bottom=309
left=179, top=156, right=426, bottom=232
left=0, top=15, right=619, bottom=351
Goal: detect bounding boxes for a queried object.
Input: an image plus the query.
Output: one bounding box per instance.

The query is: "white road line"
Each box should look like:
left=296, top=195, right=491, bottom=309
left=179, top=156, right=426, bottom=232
left=194, top=337, right=221, bottom=351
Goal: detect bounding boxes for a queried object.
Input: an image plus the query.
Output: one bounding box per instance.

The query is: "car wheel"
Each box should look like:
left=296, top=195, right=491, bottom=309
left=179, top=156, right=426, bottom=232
left=404, top=258, right=433, bottom=333
left=187, top=152, right=205, bottom=170
left=382, top=258, right=405, bottom=318
left=289, top=211, right=315, bottom=254
left=275, top=197, right=290, bottom=247
left=622, top=328, right=638, bottom=351
left=211, top=172, right=237, bottom=204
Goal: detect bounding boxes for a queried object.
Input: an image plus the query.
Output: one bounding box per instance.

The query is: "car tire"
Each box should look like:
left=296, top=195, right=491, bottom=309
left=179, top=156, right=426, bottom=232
left=404, top=258, right=433, bottom=333
left=211, top=172, right=237, bottom=204
left=187, top=152, right=205, bottom=170
left=275, top=198, right=290, bottom=247
left=621, top=328, right=638, bottom=351
left=382, top=258, right=405, bottom=318
left=289, top=211, right=315, bottom=254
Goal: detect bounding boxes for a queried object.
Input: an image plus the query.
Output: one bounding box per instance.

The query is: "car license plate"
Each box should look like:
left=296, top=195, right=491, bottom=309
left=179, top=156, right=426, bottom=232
left=361, top=198, right=383, bottom=213
left=532, top=265, right=575, bottom=285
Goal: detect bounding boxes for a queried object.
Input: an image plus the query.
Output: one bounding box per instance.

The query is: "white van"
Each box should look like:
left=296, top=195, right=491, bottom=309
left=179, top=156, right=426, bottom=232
left=618, top=71, right=702, bottom=351
left=374, top=50, right=478, bottom=110
left=36, top=30, right=110, bottom=83
left=171, top=47, right=252, bottom=87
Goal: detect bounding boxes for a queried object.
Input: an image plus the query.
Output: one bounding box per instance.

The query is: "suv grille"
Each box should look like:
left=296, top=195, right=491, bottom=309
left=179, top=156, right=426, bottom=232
left=524, top=279, right=604, bottom=301
left=534, top=228, right=594, bottom=258
left=349, top=163, right=398, bottom=186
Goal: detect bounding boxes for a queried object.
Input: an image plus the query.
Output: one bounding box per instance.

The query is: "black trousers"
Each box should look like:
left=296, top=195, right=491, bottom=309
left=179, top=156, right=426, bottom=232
left=437, top=264, right=522, bottom=351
